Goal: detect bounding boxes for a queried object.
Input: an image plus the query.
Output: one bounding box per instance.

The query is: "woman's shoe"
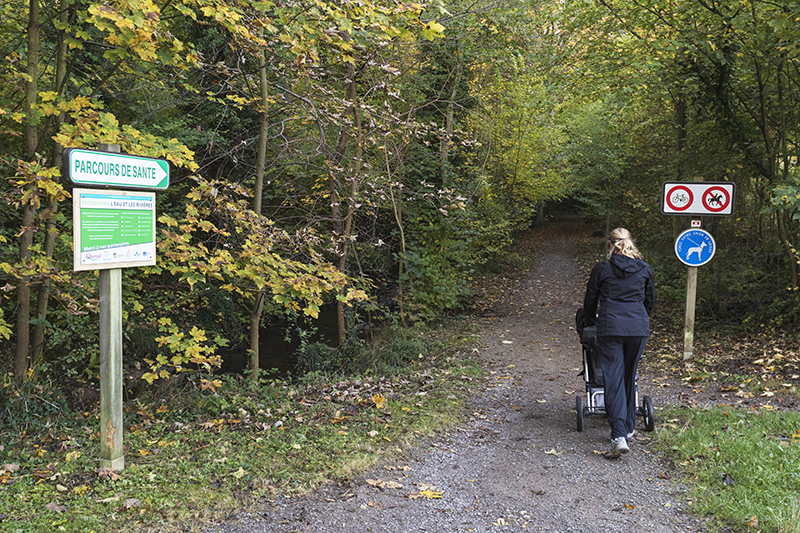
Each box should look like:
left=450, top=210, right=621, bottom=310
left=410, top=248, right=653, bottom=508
left=605, top=437, right=629, bottom=459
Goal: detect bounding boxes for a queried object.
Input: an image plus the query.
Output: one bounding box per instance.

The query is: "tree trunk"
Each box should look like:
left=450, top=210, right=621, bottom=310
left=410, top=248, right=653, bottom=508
left=673, top=93, right=687, bottom=269
left=31, top=0, right=70, bottom=364
left=247, top=39, right=270, bottom=380
left=440, top=43, right=461, bottom=188
left=387, top=149, right=407, bottom=327
left=337, top=100, right=362, bottom=346
left=775, top=57, right=797, bottom=286
left=15, top=0, right=40, bottom=380
left=777, top=214, right=798, bottom=287
left=331, top=62, right=357, bottom=346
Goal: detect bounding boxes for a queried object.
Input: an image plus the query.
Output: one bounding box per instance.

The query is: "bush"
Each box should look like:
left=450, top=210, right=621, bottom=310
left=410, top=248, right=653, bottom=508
left=348, top=323, right=427, bottom=374
left=295, top=342, right=342, bottom=374
left=0, top=378, right=71, bottom=436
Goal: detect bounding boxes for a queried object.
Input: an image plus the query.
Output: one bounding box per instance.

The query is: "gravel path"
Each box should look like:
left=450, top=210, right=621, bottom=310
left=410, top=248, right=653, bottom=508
left=206, top=219, right=708, bottom=533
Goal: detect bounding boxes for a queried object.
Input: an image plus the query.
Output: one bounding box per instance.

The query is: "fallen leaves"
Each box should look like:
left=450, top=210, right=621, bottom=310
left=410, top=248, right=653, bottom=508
left=366, top=478, right=403, bottom=490
left=33, top=463, right=58, bottom=479
left=121, top=498, right=142, bottom=511
left=1, top=464, right=20, bottom=474
left=65, top=451, right=81, bottom=462
left=372, top=394, right=386, bottom=409
left=403, top=482, right=444, bottom=499
left=1, top=464, right=19, bottom=485
left=230, top=467, right=247, bottom=479
left=96, top=467, right=120, bottom=481
left=44, top=502, right=67, bottom=513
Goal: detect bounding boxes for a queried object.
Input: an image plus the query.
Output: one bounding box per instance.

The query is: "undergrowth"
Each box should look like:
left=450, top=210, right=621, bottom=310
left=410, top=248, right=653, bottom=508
left=0, top=320, right=484, bottom=532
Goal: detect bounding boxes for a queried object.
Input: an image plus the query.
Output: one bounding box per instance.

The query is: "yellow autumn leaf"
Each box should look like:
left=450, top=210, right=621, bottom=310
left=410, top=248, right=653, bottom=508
left=419, top=489, right=443, bottom=499
left=372, top=394, right=386, bottom=409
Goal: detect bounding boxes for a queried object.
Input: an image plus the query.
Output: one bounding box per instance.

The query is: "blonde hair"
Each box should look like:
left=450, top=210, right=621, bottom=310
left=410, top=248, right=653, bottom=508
left=607, top=228, right=642, bottom=259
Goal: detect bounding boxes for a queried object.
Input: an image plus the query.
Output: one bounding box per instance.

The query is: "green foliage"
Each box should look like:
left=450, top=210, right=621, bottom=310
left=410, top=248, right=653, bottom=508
left=295, top=342, right=342, bottom=374
left=348, top=322, right=428, bottom=374
left=7, top=0, right=800, bottom=395
left=771, top=174, right=800, bottom=223
left=398, top=200, right=474, bottom=320
left=0, top=377, right=71, bottom=435
left=141, top=317, right=227, bottom=387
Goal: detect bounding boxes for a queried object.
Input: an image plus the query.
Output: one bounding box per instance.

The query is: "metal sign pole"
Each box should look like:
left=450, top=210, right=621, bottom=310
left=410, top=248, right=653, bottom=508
left=97, top=143, right=125, bottom=470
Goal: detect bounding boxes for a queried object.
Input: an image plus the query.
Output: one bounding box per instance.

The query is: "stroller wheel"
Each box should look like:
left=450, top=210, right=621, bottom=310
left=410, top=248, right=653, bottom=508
left=643, top=395, right=655, bottom=431
left=576, top=395, right=584, bottom=432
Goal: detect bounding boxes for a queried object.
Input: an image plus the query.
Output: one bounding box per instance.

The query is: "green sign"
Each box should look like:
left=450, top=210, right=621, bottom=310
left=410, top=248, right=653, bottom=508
left=64, top=148, right=169, bottom=190
left=73, top=189, right=156, bottom=271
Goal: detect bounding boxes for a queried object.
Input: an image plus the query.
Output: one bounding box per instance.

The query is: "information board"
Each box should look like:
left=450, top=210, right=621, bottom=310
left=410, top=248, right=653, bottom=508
left=73, top=188, right=156, bottom=271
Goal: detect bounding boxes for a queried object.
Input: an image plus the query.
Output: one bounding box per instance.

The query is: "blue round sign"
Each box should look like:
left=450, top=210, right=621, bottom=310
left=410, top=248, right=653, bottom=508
left=675, top=229, right=715, bottom=267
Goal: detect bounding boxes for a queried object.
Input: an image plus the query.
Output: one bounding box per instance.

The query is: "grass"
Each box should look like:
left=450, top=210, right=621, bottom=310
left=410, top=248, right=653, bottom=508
left=656, top=405, right=800, bottom=533
left=0, top=321, right=484, bottom=532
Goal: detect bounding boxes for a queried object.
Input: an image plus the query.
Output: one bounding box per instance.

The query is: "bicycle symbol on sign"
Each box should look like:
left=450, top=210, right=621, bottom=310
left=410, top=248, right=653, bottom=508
left=672, top=192, right=689, bottom=205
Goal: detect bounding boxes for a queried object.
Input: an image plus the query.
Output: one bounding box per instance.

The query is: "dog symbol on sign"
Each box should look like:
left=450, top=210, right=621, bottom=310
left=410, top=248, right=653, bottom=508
left=686, top=241, right=706, bottom=261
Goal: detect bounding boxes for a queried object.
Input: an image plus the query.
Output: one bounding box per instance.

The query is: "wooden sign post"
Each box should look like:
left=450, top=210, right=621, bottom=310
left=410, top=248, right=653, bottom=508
left=662, top=180, right=731, bottom=361
left=67, top=143, right=168, bottom=471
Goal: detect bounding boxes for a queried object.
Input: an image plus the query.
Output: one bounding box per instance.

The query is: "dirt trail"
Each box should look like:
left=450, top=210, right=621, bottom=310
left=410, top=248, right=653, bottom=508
left=208, top=219, right=707, bottom=533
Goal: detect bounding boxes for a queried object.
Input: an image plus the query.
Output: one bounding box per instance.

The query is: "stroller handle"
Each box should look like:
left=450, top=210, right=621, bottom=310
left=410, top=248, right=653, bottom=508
left=575, top=307, right=597, bottom=346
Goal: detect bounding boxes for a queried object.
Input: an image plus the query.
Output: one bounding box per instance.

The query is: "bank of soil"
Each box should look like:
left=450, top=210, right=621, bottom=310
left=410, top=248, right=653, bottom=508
left=208, top=218, right=713, bottom=532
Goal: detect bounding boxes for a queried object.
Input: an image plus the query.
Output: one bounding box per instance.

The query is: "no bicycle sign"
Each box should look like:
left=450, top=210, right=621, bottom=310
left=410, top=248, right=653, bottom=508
left=661, top=181, right=735, bottom=216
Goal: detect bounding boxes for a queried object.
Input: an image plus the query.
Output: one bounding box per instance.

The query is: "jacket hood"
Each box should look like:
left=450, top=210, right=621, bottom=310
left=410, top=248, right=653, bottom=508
left=609, top=253, right=646, bottom=278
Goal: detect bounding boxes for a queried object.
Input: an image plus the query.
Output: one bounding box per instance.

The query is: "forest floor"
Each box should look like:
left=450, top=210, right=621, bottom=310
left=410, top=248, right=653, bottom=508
left=205, top=217, right=800, bottom=533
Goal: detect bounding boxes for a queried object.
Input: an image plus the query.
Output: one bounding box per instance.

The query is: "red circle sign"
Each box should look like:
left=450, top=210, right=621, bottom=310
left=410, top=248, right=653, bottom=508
left=666, top=185, right=693, bottom=211
left=702, top=186, right=730, bottom=212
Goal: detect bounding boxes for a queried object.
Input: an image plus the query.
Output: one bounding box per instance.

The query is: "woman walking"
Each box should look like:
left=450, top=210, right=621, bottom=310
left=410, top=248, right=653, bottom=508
left=583, top=228, right=655, bottom=458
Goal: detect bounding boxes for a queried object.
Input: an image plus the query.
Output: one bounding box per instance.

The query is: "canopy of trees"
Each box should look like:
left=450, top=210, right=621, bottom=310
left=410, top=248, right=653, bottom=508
left=2, top=0, right=798, bottom=386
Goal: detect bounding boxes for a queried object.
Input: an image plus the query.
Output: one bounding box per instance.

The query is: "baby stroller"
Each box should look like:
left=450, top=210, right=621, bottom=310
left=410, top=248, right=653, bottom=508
left=574, top=308, right=655, bottom=433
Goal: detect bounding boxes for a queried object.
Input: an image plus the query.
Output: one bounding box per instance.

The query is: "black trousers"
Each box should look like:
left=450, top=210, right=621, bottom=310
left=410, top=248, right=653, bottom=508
left=596, top=335, right=649, bottom=439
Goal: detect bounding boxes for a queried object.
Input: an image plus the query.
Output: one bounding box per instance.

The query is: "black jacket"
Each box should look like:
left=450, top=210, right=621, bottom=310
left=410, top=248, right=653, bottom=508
left=583, top=253, right=655, bottom=337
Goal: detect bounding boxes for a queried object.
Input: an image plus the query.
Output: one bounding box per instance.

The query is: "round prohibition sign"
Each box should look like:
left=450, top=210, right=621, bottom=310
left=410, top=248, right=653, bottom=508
left=702, top=186, right=731, bottom=213
left=666, top=185, right=693, bottom=211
